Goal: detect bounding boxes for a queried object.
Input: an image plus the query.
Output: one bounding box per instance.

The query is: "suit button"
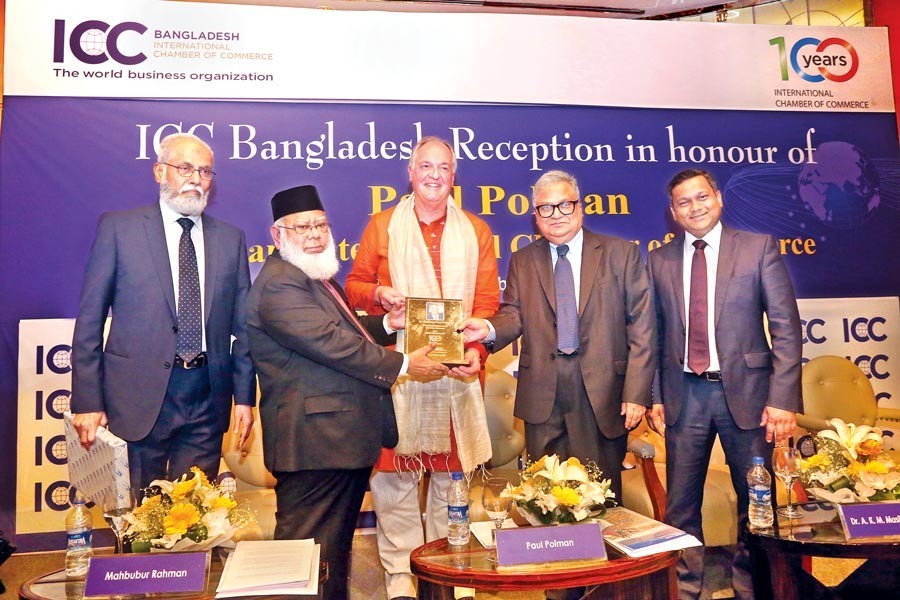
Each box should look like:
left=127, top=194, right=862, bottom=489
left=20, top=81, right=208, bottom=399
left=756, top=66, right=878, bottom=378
left=678, top=357, right=684, bottom=365
left=172, top=326, right=178, bottom=333
left=164, top=361, right=172, bottom=369
left=550, top=353, right=556, bottom=360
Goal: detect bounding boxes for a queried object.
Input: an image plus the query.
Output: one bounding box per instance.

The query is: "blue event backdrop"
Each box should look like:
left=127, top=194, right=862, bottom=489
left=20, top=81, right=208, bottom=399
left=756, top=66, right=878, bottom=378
left=1, top=96, right=898, bottom=542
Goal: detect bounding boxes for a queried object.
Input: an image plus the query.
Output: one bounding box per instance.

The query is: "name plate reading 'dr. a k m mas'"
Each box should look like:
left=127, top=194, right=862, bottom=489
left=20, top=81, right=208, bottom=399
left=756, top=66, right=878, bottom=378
left=837, top=501, right=900, bottom=540
left=496, top=522, right=606, bottom=566
left=84, top=551, right=209, bottom=597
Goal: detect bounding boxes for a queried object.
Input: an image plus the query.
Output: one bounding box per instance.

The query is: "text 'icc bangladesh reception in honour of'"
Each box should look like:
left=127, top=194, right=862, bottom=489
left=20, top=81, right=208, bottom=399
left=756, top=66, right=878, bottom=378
left=404, top=297, right=467, bottom=366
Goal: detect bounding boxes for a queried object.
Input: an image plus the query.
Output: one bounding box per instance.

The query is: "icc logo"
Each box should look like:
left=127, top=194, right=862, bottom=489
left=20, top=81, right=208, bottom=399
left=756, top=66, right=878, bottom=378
left=770, top=36, right=859, bottom=83
left=53, top=19, right=147, bottom=65
left=843, top=317, right=887, bottom=343
left=801, top=318, right=827, bottom=344
left=36, top=344, right=72, bottom=375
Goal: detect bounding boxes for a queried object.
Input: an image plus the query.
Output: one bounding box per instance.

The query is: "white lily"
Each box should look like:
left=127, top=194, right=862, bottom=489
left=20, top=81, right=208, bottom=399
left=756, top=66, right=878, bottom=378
left=533, top=454, right=590, bottom=485
left=818, top=418, right=882, bottom=460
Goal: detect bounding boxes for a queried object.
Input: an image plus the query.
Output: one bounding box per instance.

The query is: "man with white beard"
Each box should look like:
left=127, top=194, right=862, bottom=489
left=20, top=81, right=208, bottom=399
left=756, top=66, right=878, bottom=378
left=72, top=133, right=256, bottom=493
left=246, top=185, right=447, bottom=600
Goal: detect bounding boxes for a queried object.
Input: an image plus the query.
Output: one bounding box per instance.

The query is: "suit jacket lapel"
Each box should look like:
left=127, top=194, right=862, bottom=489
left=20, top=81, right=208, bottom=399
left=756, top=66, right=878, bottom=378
left=669, top=235, right=687, bottom=330
left=145, top=204, right=177, bottom=321
left=579, top=230, right=602, bottom=317
left=532, top=239, right=556, bottom=313
left=202, top=215, right=218, bottom=325
left=714, top=226, right=738, bottom=328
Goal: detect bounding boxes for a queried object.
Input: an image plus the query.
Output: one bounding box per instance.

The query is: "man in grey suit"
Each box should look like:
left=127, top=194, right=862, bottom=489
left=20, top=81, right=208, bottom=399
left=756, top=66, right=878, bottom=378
left=647, top=168, right=801, bottom=599
left=459, top=170, right=656, bottom=503
left=71, top=133, right=255, bottom=492
left=246, top=185, right=446, bottom=600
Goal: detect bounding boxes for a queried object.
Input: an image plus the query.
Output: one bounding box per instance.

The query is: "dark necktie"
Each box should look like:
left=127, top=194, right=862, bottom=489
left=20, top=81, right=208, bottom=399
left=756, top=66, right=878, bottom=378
left=321, top=279, right=375, bottom=343
left=687, top=239, right=710, bottom=375
left=176, top=217, right=202, bottom=362
left=555, top=244, right=578, bottom=354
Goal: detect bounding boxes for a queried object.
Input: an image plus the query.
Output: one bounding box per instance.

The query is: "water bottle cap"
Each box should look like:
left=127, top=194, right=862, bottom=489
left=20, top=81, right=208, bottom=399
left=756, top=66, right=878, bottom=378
left=752, top=456, right=764, bottom=465
left=451, top=471, right=463, bottom=480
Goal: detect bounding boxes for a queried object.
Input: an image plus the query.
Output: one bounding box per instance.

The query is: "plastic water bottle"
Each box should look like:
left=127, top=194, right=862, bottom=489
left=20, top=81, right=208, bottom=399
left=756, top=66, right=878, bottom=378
left=65, top=493, right=93, bottom=577
left=747, top=456, right=774, bottom=530
left=447, top=472, right=470, bottom=546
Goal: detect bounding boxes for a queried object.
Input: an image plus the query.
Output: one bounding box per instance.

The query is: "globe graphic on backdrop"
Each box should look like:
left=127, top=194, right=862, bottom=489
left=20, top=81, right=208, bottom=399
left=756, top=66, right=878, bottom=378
left=53, top=440, right=67, bottom=462
left=53, top=393, right=71, bottom=416
left=797, top=141, right=880, bottom=229
left=52, top=486, right=70, bottom=508
left=79, top=29, right=107, bottom=56
left=53, top=350, right=71, bottom=370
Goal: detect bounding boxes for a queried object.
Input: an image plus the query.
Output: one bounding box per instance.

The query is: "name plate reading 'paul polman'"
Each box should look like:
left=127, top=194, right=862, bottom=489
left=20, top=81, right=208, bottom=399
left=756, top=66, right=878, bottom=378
left=837, top=501, right=900, bottom=540
left=496, top=522, right=606, bottom=566
left=84, top=551, right=209, bottom=597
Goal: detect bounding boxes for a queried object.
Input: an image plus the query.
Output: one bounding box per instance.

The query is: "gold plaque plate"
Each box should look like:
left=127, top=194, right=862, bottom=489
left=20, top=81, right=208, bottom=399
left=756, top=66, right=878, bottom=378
left=404, top=297, right=466, bottom=366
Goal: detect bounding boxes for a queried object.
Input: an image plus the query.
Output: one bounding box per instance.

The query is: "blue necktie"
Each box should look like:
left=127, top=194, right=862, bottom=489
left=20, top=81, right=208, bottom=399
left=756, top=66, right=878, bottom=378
left=555, top=244, right=578, bottom=355
left=176, top=217, right=202, bottom=362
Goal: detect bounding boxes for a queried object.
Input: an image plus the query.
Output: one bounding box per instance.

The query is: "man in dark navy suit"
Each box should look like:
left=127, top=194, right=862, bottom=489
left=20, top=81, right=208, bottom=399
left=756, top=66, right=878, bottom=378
left=71, top=133, right=255, bottom=491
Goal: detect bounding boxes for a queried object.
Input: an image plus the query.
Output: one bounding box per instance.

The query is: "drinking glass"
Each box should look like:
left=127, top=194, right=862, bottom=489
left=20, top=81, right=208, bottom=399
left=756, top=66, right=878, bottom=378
left=772, top=446, right=803, bottom=520
left=102, top=489, right=136, bottom=554
left=481, top=477, right=512, bottom=562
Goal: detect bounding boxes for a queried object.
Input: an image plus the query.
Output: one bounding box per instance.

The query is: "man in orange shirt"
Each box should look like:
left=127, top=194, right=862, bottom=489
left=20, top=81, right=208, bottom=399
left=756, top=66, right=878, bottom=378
left=346, top=136, right=499, bottom=600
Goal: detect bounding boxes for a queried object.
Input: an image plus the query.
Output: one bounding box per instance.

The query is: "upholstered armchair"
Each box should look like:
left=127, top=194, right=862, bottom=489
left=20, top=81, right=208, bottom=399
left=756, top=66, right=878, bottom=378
left=798, top=355, right=900, bottom=463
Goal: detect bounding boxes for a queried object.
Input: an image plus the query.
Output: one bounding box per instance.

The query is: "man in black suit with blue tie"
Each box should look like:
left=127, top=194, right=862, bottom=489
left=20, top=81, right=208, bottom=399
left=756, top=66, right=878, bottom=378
left=71, top=133, right=256, bottom=491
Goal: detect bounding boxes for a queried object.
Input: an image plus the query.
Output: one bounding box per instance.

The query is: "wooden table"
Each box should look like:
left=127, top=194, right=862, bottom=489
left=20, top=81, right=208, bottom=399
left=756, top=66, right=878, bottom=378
left=746, top=501, right=900, bottom=600
left=410, top=537, right=678, bottom=600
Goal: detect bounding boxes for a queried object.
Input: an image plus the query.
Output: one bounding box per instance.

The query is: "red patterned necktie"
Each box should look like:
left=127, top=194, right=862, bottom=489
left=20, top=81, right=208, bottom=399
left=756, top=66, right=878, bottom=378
left=320, top=279, right=375, bottom=343
left=687, top=239, right=710, bottom=375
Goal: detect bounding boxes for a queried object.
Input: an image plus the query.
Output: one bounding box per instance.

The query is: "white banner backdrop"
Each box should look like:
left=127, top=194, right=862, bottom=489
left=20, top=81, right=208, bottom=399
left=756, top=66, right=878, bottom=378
left=798, top=296, right=900, bottom=451
left=5, top=0, right=894, bottom=112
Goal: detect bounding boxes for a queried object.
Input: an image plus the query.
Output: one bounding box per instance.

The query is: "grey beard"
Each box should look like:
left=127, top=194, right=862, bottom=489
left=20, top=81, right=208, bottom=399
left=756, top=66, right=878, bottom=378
left=160, top=181, right=208, bottom=216
left=280, top=235, right=340, bottom=281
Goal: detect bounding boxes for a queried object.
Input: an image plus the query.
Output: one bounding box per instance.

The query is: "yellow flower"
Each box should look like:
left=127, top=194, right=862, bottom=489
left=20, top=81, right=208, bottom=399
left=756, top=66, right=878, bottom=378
left=170, top=476, right=199, bottom=501
left=527, top=457, right=547, bottom=474
left=856, top=439, right=883, bottom=457
left=208, top=495, right=237, bottom=511
left=190, top=466, right=211, bottom=488
left=551, top=486, right=580, bottom=507
left=133, top=494, right=161, bottom=517
left=801, top=453, right=832, bottom=470
left=164, top=502, right=200, bottom=535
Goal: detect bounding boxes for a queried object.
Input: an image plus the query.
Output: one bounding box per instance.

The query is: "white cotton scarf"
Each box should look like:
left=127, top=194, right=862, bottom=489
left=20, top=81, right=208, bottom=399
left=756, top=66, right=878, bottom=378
left=387, top=194, right=492, bottom=473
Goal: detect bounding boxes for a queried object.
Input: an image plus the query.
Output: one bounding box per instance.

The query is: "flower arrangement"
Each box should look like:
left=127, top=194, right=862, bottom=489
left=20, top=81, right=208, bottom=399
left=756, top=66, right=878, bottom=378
left=502, top=454, right=615, bottom=525
left=125, top=467, right=255, bottom=551
left=799, top=418, right=900, bottom=503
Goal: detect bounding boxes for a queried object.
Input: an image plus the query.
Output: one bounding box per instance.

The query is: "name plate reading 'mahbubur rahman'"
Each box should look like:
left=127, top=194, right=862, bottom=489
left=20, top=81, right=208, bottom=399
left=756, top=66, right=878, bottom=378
left=84, top=551, right=209, bottom=597
left=404, top=297, right=466, bottom=366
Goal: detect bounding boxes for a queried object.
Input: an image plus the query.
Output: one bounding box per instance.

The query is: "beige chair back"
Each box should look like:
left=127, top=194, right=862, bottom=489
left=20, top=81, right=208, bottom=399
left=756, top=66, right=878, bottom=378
left=800, top=355, right=877, bottom=433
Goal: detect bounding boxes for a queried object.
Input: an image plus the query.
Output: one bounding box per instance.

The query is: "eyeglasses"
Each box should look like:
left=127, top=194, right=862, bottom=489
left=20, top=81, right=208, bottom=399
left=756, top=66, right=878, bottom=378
left=535, top=200, right=579, bottom=218
left=277, top=222, right=331, bottom=236
left=160, top=162, right=216, bottom=181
